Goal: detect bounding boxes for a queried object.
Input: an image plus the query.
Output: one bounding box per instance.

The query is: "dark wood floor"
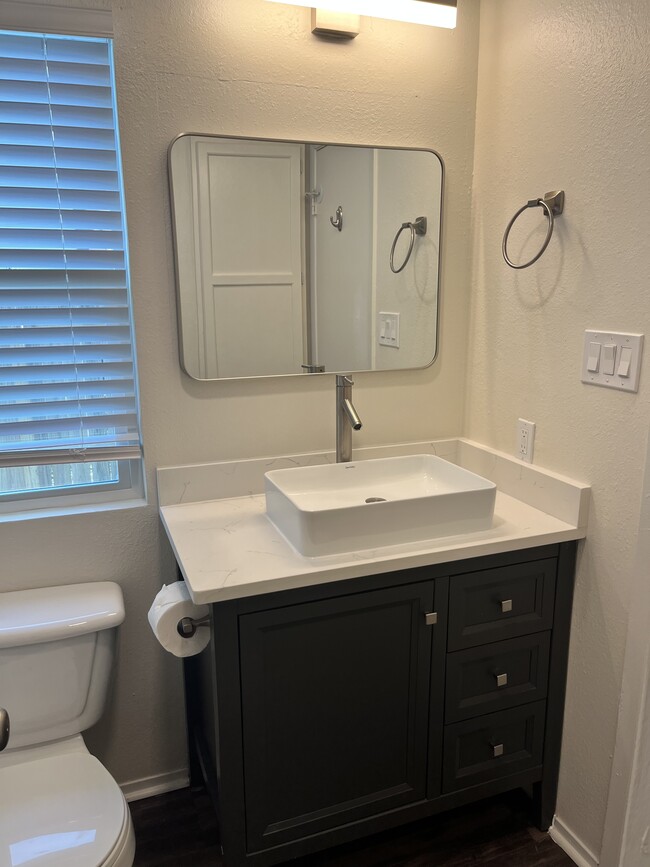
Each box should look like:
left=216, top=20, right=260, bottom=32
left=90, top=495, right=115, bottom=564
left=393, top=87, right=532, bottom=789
left=130, top=787, right=575, bottom=866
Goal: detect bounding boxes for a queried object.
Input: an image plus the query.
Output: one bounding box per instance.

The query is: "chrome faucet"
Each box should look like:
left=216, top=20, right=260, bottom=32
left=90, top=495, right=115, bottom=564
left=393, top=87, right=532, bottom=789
left=336, top=375, right=362, bottom=463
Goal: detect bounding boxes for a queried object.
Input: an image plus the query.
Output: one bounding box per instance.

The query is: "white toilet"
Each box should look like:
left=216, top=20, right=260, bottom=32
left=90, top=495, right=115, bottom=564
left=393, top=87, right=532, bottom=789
left=0, top=582, right=136, bottom=867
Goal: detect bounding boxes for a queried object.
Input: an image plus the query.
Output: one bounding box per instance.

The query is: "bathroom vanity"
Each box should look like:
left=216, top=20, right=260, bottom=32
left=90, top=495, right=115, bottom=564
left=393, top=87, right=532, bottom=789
left=157, top=440, right=589, bottom=867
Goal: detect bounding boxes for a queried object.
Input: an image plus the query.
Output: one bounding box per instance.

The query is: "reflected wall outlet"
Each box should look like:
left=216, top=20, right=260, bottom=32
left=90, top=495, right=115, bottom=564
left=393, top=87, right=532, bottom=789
left=516, top=418, right=536, bottom=464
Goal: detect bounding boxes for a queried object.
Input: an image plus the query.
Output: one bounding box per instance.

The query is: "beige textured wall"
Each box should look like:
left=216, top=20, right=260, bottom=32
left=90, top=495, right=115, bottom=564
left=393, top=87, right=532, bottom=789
left=467, top=0, right=650, bottom=857
left=0, top=0, right=480, bottom=789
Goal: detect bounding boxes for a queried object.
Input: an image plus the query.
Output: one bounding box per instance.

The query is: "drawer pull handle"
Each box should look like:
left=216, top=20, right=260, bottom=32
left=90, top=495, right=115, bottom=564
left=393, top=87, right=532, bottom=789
left=500, top=599, right=513, bottom=613
left=491, top=742, right=505, bottom=758
left=424, top=612, right=438, bottom=626
left=496, top=673, right=509, bottom=688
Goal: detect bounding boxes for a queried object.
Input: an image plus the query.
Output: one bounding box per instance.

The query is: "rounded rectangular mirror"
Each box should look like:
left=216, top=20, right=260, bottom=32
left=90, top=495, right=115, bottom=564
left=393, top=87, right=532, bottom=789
left=169, top=134, right=443, bottom=380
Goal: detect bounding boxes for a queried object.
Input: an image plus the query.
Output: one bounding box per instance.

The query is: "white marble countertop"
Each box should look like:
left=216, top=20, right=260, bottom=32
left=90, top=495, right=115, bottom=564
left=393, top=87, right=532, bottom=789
left=158, top=440, right=590, bottom=605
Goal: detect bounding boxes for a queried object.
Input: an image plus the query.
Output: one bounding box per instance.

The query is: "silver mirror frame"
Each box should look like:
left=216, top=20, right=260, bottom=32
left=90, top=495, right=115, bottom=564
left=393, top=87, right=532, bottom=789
left=168, top=132, right=445, bottom=381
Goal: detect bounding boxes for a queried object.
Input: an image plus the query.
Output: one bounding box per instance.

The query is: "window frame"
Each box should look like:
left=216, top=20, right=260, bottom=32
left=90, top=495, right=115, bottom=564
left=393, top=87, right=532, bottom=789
left=0, top=456, right=143, bottom=519
left=0, top=24, right=145, bottom=517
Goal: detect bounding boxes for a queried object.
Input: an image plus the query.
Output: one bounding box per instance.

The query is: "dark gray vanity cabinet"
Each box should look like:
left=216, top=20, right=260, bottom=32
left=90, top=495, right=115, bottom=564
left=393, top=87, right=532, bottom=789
left=184, top=542, right=577, bottom=867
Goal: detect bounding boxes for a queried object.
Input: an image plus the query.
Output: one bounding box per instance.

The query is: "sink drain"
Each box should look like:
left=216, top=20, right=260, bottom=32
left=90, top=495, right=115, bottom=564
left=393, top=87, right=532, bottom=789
left=365, top=497, right=387, bottom=504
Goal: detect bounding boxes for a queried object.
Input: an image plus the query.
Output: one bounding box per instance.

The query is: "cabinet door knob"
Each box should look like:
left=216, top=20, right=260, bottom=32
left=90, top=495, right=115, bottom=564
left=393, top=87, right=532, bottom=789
left=491, top=742, right=504, bottom=758
left=424, top=612, right=438, bottom=626
left=495, top=673, right=509, bottom=688
left=500, top=599, right=513, bottom=613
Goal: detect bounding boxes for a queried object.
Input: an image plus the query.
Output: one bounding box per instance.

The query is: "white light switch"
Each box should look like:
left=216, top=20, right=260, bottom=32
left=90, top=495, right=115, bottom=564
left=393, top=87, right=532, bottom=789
left=378, top=312, right=400, bottom=348
left=587, top=342, right=601, bottom=372
left=602, top=344, right=617, bottom=376
left=618, top=346, right=633, bottom=378
left=582, top=331, right=644, bottom=392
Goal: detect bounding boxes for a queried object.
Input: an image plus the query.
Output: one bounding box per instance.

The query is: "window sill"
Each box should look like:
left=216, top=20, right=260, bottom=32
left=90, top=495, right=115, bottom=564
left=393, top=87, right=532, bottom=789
left=0, top=496, right=148, bottom=524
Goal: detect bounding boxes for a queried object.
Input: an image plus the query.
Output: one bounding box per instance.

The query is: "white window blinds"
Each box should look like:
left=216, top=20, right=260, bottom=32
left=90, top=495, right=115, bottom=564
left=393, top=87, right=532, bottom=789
left=0, top=30, right=141, bottom=468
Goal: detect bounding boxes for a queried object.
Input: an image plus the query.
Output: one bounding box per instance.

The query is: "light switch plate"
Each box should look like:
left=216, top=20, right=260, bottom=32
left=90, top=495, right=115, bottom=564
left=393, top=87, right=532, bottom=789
left=378, top=312, right=400, bottom=348
left=581, top=331, right=644, bottom=392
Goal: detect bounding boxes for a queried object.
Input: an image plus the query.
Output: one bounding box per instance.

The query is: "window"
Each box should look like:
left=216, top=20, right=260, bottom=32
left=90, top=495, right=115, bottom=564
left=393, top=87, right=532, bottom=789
left=0, top=27, right=143, bottom=516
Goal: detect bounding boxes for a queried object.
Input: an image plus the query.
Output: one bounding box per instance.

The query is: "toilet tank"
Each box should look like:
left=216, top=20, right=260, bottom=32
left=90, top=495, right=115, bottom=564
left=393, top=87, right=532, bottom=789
left=0, top=582, right=125, bottom=750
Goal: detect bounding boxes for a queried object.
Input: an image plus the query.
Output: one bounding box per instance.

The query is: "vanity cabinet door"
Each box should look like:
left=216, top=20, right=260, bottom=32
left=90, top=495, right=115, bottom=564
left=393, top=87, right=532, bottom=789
left=239, top=582, right=437, bottom=853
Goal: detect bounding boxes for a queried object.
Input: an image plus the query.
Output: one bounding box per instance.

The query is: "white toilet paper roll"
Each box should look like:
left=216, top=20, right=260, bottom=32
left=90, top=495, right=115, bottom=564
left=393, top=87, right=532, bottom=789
left=148, top=581, right=210, bottom=658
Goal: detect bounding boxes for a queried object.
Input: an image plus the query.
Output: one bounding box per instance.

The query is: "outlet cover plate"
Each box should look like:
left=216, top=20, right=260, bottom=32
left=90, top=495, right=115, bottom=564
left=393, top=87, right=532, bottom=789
left=516, top=418, right=536, bottom=464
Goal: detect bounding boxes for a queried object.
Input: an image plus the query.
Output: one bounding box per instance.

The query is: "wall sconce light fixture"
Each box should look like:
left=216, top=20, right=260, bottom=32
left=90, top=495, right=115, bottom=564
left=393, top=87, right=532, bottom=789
left=265, top=0, right=457, bottom=30
left=311, top=9, right=361, bottom=39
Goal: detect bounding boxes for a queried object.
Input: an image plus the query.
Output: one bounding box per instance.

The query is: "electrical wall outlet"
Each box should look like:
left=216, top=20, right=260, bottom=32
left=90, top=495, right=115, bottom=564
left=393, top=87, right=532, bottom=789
left=516, top=419, right=536, bottom=464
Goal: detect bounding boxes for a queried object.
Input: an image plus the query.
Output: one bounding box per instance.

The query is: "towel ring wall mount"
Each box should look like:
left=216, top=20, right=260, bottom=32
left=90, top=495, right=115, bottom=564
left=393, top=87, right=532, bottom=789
left=390, top=216, right=428, bottom=274
left=502, top=190, right=565, bottom=269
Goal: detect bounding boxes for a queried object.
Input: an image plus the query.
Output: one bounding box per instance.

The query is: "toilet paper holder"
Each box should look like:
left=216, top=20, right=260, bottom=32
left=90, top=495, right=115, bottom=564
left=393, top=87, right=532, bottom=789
left=177, top=615, right=210, bottom=639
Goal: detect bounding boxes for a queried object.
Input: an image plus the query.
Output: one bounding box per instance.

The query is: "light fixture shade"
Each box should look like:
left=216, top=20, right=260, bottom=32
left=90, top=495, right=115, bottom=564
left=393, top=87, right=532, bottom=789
left=265, top=0, right=457, bottom=29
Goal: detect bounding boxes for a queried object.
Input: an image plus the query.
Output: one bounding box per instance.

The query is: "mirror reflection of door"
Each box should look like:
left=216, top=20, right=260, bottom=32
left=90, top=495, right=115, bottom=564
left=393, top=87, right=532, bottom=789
left=193, top=139, right=305, bottom=378
left=309, top=146, right=373, bottom=372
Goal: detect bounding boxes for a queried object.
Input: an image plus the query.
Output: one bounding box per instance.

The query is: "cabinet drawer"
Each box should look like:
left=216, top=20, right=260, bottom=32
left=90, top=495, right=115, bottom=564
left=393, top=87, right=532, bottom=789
left=442, top=701, right=546, bottom=793
left=448, top=559, right=556, bottom=651
left=445, top=633, right=551, bottom=723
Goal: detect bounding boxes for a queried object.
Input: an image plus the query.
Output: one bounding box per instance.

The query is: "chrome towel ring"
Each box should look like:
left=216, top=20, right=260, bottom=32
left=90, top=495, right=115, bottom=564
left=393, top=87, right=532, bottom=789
left=502, top=190, right=565, bottom=269
left=390, top=216, right=427, bottom=274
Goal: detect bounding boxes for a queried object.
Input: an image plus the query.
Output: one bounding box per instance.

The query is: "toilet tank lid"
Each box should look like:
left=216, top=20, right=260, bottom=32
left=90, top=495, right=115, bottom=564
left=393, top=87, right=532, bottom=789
left=0, top=582, right=125, bottom=649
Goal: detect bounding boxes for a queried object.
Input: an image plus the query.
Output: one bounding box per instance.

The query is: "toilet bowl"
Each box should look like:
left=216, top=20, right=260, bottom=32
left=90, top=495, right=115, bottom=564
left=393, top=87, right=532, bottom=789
left=0, top=583, right=135, bottom=867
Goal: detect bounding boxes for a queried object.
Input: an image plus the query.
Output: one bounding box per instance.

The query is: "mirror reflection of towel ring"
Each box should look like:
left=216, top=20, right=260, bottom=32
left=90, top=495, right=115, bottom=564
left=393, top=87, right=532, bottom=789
left=390, top=216, right=427, bottom=274
left=502, top=190, right=565, bottom=269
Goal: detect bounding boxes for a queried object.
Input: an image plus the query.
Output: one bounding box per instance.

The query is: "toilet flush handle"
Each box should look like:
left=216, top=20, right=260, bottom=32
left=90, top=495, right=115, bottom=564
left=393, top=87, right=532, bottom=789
left=0, top=707, right=9, bottom=751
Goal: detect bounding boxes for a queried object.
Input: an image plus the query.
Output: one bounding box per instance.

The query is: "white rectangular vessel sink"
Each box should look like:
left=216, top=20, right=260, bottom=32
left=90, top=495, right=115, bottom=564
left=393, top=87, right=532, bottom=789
left=265, top=454, right=497, bottom=557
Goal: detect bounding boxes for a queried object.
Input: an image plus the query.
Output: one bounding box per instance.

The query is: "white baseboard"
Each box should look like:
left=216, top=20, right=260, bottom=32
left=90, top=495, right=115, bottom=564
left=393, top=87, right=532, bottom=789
left=120, top=768, right=189, bottom=802
left=551, top=816, right=600, bottom=867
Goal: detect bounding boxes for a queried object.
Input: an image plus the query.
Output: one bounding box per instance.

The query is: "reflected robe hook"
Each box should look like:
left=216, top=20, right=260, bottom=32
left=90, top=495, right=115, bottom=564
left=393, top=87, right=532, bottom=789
left=330, top=205, right=343, bottom=231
